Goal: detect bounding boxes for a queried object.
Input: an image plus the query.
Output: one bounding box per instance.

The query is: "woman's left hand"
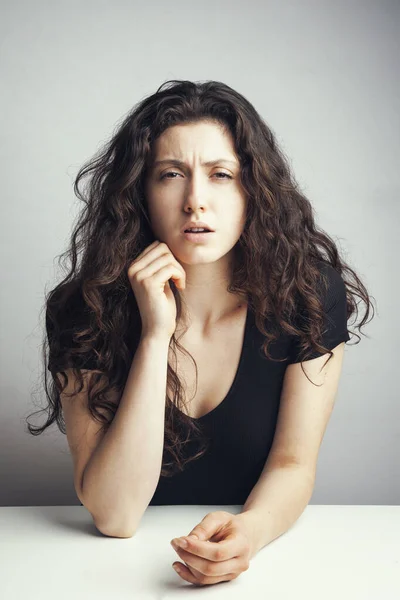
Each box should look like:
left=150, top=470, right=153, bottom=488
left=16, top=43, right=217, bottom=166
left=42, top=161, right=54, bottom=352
left=170, top=510, right=254, bottom=586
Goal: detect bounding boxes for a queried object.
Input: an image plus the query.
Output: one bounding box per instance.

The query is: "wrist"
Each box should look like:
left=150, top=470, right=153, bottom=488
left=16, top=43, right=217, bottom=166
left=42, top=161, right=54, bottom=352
left=139, top=333, right=171, bottom=346
left=235, top=510, right=261, bottom=560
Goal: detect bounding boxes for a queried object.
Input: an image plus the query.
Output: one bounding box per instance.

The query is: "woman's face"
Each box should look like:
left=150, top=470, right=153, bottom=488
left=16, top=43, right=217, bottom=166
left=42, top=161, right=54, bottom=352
left=143, top=121, right=248, bottom=265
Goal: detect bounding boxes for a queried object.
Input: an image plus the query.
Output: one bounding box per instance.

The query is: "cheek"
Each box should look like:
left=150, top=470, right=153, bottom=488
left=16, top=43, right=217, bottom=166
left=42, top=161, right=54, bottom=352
left=147, top=199, right=169, bottom=226
left=230, top=210, right=247, bottom=234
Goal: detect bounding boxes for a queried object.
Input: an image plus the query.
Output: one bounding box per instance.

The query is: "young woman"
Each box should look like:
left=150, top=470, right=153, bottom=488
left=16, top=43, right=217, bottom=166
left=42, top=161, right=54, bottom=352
left=27, top=79, right=373, bottom=586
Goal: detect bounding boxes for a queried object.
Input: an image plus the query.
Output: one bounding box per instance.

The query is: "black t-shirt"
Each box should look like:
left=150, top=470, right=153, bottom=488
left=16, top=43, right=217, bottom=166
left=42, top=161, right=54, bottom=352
left=47, top=262, right=350, bottom=506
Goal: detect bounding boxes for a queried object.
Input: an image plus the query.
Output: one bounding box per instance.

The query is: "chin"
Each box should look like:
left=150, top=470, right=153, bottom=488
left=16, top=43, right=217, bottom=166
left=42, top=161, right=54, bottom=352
left=177, top=253, right=216, bottom=265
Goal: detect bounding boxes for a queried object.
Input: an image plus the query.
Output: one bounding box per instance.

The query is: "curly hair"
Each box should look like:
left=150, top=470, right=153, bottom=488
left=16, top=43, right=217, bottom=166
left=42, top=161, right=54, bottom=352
left=25, top=79, right=374, bottom=477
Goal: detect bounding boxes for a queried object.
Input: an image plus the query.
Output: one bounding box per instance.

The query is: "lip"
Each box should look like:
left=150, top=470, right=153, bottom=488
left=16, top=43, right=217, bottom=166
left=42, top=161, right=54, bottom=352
left=181, top=221, right=215, bottom=233
left=182, top=231, right=215, bottom=243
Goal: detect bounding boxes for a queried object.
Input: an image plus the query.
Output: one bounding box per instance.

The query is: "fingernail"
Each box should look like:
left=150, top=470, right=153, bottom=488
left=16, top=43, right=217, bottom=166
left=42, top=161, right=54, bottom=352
left=173, top=563, right=181, bottom=572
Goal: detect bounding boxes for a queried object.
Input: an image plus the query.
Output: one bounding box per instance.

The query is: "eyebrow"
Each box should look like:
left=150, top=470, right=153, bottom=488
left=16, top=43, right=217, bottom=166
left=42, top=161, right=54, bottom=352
left=152, top=158, right=239, bottom=168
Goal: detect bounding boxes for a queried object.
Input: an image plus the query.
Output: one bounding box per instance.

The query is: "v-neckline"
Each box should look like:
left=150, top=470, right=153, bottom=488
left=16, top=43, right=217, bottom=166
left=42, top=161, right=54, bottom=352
left=173, top=305, right=251, bottom=421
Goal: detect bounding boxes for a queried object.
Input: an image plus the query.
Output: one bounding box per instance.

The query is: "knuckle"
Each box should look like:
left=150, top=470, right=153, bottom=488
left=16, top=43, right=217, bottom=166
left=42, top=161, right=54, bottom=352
left=128, top=265, right=137, bottom=277
left=204, top=562, right=216, bottom=576
left=141, top=279, right=151, bottom=290
left=216, top=510, right=231, bottom=519
left=196, top=525, right=208, bottom=536
left=215, top=548, right=224, bottom=561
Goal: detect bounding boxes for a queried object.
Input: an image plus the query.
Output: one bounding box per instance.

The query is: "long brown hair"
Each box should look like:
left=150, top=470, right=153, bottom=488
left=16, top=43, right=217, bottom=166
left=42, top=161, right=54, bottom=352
left=25, top=79, right=374, bottom=477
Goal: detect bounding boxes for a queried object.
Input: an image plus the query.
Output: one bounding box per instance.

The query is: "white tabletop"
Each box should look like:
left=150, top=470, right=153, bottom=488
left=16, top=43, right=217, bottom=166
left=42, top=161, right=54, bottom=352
left=0, top=504, right=399, bottom=599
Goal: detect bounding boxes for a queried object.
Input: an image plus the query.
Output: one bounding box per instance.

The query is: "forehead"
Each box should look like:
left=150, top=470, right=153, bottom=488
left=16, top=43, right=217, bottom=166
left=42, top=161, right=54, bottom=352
left=150, top=122, right=239, bottom=164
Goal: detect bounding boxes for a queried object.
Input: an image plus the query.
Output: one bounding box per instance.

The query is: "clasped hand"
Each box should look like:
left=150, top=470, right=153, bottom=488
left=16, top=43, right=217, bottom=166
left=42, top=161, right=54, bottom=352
left=170, top=510, right=253, bottom=586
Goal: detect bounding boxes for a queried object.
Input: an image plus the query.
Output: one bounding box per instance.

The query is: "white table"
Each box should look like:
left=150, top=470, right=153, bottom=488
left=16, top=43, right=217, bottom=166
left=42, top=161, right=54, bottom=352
left=0, top=505, right=399, bottom=599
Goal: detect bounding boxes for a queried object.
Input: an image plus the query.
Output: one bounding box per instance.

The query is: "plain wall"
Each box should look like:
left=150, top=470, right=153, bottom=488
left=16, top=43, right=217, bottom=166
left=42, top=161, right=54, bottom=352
left=1, top=0, right=398, bottom=505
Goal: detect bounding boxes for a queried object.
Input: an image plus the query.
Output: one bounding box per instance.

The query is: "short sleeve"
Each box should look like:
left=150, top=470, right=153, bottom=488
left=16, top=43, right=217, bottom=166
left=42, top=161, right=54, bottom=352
left=287, top=263, right=350, bottom=364
left=46, top=287, right=101, bottom=372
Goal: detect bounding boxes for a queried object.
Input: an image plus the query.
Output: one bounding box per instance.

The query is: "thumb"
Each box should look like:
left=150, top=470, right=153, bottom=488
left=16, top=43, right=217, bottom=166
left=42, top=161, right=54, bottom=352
left=186, top=511, right=231, bottom=542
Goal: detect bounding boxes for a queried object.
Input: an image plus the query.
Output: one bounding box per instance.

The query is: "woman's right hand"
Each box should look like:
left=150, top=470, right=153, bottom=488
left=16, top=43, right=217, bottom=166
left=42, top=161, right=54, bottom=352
left=127, top=241, right=186, bottom=340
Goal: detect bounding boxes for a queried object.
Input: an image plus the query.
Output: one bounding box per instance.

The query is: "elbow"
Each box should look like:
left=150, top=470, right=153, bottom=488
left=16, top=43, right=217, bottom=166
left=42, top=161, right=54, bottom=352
left=95, top=523, right=137, bottom=538
left=79, top=496, right=138, bottom=538
left=78, top=489, right=138, bottom=538
left=93, top=514, right=140, bottom=538
left=79, top=478, right=149, bottom=539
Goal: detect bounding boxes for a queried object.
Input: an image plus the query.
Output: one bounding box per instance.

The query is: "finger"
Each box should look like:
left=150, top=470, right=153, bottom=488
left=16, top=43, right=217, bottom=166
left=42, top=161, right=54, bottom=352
left=137, top=240, right=160, bottom=260
left=185, top=562, right=206, bottom=581
left=173, top=562, right=207, bottom=586
left=172, top=545, right=243, bottom=578
left=128, top=241, right=161, bottom=275
left=170, top=257, right=186, bottom=282
left=177, top=533, right=242, bottom=561
left=185, top=510, right=233, bottom=543
left=136, top=240, right=167, bottom=262
left=172, top=562, right=236, bottom=586
left=141, top=242, right=186, bottom=284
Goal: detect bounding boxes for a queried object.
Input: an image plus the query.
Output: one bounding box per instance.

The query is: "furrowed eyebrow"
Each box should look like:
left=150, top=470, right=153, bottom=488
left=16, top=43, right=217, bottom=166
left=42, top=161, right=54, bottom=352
left=152, top=158, right=238, bottom=168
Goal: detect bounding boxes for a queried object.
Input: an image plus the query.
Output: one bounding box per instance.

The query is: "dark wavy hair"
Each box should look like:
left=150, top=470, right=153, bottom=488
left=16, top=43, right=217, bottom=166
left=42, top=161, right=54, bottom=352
left=25, top=79, right=374, bottom=477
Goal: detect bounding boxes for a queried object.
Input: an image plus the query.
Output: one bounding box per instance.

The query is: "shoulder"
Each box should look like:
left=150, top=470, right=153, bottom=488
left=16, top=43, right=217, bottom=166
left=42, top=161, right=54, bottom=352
left=316, top=259, right=345, bottom=285
left=284, top=261, right=350, bottom=364
left=293, top=261, right=347, bottom=320
left=315, top=260, right=347, bottom=309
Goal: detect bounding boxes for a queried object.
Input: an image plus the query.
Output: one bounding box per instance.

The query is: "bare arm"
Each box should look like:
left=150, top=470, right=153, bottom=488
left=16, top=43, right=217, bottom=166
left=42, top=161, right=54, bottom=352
left=81, top=334, right=170, bottom=537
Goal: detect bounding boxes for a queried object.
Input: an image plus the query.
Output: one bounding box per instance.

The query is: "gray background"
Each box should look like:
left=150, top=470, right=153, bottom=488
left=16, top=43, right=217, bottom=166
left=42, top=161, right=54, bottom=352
left=1, top=0, right=398, bottom=506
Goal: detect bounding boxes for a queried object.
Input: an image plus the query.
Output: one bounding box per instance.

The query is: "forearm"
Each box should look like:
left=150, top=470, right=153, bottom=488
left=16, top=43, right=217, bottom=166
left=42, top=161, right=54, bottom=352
left=82, top=334, right=170, bottom=537
left=237, top=464, right=315, bottom=559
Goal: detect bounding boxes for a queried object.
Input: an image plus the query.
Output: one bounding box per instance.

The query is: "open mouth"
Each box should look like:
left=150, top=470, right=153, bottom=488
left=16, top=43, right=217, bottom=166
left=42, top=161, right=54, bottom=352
left=182, top=230, right=215, bottom=241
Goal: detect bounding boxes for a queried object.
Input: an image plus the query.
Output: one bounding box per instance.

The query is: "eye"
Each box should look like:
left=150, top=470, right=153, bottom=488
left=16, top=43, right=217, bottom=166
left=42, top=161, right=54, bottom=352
left=214, top=172, right=232, bottom=179
left=160, top=171, right=233, bottom=180
left=160, top=172, right=181, bottom=179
